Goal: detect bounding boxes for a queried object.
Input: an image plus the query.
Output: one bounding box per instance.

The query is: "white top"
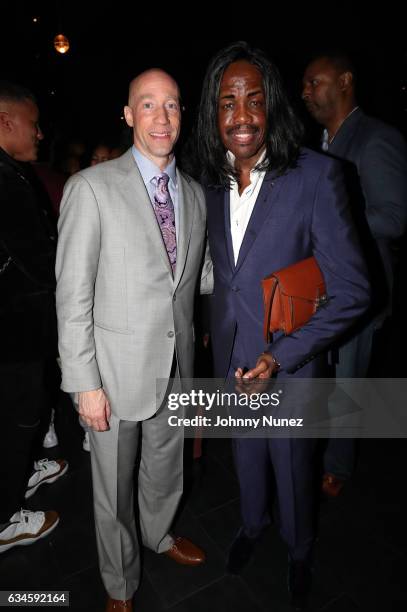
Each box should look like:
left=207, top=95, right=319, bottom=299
left=228, top=149, right=267, bottom=264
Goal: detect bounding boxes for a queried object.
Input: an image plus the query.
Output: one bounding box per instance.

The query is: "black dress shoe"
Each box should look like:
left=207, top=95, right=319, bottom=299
left=288, top=560, right=312, bottom=610
left=227, top=529, right=257, bottom=574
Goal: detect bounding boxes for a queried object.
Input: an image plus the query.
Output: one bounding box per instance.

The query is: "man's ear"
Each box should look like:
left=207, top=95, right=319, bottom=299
left=339, top=71, right=353, bottom=92
left=124, top=106, right=134, bottom=127
left=0, top=111, right=13, bottom=133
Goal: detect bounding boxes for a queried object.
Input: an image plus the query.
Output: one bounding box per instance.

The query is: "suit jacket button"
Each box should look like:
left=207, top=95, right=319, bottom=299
left=167, top=331, right=175, bottom=338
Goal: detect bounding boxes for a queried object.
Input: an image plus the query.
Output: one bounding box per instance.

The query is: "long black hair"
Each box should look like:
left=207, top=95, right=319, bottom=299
left=195, top=41, right=303, bottom=187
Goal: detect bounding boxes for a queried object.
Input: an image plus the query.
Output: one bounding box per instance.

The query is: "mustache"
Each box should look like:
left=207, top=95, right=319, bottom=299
left=226, top=125, right=259, bottom=136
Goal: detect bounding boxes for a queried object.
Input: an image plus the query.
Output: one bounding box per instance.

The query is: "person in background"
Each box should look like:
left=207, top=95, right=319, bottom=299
left=89, top=142, right=111, bottom=166
left=302, top=52, right=407, bottom=496
left=0, top=81, right=68, bottom=554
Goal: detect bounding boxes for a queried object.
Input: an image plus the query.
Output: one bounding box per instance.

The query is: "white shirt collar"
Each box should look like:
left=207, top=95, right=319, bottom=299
left=226, top=148, right=267, bottom=178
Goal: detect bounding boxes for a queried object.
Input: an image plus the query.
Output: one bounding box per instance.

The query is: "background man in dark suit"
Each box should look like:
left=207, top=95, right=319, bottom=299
left=302, top=53, right=407, bottom=496
left=194, top=42, right=370, bottom=610
left=0, top=82, right=67, bottom=554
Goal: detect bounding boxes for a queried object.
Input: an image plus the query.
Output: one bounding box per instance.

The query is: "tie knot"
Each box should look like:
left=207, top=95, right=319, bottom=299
left=154, top=173, right=170, bottom=187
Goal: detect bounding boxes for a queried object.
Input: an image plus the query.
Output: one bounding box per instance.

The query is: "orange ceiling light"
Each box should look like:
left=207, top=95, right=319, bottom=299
left=54, top=34, right=70, bottom=54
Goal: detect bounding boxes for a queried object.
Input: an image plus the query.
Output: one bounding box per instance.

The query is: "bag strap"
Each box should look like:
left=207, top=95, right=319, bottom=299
left=263, top=278, right=278, bottom=343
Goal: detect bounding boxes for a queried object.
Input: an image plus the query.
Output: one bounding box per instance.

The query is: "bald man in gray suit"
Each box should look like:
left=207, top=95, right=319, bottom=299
left=56, top=69, right=212, bottom=612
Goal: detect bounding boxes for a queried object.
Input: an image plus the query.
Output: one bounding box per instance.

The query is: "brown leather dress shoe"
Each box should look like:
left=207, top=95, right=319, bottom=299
left=322, top=473, right=345, bottom=497
left=105, top=597, right=133, bottom=611
left=164, top=536, right=206, bottom=565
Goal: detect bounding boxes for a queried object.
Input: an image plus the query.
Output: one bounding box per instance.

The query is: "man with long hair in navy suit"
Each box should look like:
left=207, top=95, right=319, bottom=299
left=194, top=42, right=370, bottom=610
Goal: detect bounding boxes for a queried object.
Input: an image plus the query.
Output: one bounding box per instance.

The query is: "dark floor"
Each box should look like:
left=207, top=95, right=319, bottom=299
left=1, top=292, right=407, bottom=612
left=0, top=382, right=406, bottom=612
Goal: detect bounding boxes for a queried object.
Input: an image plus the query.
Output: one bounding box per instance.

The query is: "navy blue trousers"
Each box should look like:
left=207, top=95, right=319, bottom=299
left=227, top=333, right=317, bottom=561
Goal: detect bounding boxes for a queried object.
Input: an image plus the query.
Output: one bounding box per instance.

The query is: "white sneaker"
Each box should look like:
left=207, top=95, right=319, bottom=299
left=82, top=432, right=90, bottom=452
left=0, top=509, right=59, bottom=553
left=43, top=422, right=58, bottom=448
left=25, top=459, right=69, bottom=499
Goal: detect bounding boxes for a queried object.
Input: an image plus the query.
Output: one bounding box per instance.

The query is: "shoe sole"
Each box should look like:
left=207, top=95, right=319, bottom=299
left=25, top=462, right=69, bottom=499
left=0, top=516, right=59, bottom=554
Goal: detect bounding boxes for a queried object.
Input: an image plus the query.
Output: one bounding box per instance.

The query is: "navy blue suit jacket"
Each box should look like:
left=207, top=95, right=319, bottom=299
left=327, top=108, right=407, bottom=318
left=206, top=148, right=370, bottom=378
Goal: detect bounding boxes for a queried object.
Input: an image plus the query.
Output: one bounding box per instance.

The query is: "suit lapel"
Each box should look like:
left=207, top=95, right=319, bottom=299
left=120, top=150, right=173, bottom=276
left=328, top=108, right=363, bottom=158
left=173, top=170, right=196, bottom=288
left=234, top=171, right=284, bottom=273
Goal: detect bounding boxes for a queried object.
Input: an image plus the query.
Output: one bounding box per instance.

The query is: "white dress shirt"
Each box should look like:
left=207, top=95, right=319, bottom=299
left=228, top=149, right=267, bottom=264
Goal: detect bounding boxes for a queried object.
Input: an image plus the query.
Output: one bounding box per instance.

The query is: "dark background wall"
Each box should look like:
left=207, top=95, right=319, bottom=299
left=2, top=3, right=407, bottom=155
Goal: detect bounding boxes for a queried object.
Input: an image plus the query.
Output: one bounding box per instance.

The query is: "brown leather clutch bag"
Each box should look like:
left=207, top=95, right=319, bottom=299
left=262, top=256, right=327, bottom=341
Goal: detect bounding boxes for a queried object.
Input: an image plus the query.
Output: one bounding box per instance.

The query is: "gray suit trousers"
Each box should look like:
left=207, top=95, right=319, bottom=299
left=89, top=401, right=184, bottom=599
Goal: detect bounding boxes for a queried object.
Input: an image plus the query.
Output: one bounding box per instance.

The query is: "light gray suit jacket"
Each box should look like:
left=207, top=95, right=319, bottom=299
left=56, top=149, right=212, bottom=420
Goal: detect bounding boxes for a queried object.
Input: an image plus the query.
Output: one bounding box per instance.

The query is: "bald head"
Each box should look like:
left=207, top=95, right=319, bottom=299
left=124, top=69, right=182, bottom=171
left=128, top=69, right=180, bottom=106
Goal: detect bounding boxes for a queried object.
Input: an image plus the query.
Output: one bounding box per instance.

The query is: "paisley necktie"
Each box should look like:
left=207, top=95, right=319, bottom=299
left=152, top=173, right=177, bottom=274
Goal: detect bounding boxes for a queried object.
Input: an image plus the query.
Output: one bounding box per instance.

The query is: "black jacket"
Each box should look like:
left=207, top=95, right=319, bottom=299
left=0, top=147, right=57, bottom=363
